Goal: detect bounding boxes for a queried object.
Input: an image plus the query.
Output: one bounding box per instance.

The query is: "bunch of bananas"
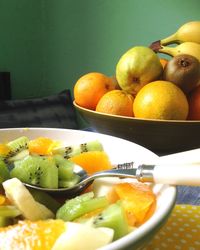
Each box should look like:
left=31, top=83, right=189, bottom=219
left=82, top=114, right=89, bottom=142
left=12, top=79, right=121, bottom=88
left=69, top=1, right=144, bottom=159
left=150, top=21, right=200, bottom=61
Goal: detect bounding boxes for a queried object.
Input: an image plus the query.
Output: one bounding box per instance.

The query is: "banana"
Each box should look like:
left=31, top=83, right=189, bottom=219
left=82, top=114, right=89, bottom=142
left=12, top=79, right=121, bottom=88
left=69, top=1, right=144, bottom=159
left=158, top=42, right=200, bottom=62
left=2, top=178, right=54, bottom=221
left=160, top=21, right=200, bottom=45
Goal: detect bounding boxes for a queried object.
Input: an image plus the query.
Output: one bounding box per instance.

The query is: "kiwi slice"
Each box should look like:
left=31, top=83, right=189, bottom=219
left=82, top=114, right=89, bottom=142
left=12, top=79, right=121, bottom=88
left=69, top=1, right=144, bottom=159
left=52, top=140, right=104, bottom=159
left=0, top=216, right=13, bottom=227
left=4, top=136, right=29, bottom=163
left=93, top=202, right=129, bottom=240
left=29, top=189, right=61, bottom=213
left=58, top=174, right=80, bottom=188
left=53, top=155, right=81, bottom=188
left=56, top=192, right=109, bottom=221
left=10, top=155, right=58, bottom=189
left=0, top=205, right=21, bottom=217
left=0, top=160, right=10, bottom=184
left=53, top=155, right=74, bottom=180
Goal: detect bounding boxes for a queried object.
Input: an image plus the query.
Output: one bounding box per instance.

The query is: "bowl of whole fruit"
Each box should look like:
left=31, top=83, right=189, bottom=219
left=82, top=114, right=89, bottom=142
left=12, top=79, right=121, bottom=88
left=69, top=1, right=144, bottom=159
left=74, top=21, right=200, bottom=154
left=0, top=127, right=177, bottom=249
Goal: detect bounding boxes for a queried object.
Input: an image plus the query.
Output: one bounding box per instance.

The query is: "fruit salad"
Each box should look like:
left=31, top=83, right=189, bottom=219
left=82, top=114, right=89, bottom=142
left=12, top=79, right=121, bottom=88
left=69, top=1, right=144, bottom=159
left=0, top=136, right=156, bottom=250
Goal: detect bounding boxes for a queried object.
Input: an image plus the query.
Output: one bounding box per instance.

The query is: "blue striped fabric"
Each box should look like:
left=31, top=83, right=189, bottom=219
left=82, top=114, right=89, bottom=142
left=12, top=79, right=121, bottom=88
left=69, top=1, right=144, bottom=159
left=0, top=90, right=79, bottom=129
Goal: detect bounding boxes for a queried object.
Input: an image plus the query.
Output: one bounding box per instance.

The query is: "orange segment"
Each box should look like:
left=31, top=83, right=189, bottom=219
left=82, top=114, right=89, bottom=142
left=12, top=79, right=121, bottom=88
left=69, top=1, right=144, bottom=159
left=0, top=143, right=10, bottom=157
left=28, top=137, right=60, bottom=155
left=69, top=151, right=112, bottom=175
left=0, top=219, right=65, bottom=250
left=0, top=195, right=6, bottom=205
left=110, top=182, right=156, bottom=226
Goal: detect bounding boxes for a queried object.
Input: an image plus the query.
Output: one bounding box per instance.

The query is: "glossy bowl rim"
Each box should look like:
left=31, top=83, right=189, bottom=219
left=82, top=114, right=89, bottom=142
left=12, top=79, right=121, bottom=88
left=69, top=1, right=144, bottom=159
left=74, top=101, right=200, bottom=123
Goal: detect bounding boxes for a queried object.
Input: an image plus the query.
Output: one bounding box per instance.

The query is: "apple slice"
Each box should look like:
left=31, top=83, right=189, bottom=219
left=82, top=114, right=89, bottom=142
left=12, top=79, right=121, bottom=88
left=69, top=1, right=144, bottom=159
left=52, top=222, right=114, bottom=250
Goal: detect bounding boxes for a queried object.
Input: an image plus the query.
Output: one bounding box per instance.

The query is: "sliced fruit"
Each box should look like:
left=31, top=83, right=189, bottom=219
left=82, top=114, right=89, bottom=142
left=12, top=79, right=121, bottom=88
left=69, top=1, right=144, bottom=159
left=10, top=155, right=58, bottom=189
left=53, top=140, right=104, bottom=159
left=0, top=160, right=10, bottom=184
left=0, top=216, right=13, bottom=227
left=0, top=219, right=66, bottom=250
left=93, top=202, right=129, bottom=240
left=6, top=136, right=30, bottom=162
left=0, top=205, right=21, bottom=217
left=28, top=137, right=60, bottom=155
left=53, top=155, right=74, bottom=180
left=0, top=143, right=10, bottom=159
left=2, top=178, right=54, bottom=221
left=29, top=189, right=61, bottom=213
left=58, top=175, right=80, bottom=188
left=52, top=222, right=114, bottom=250
left=56, top=192, right=109, bottom=221
left=0, top=195, right=6, bottom=205
left=69, top=151, right=112, bottom=175
left=112, top=182, right=156, bottom=226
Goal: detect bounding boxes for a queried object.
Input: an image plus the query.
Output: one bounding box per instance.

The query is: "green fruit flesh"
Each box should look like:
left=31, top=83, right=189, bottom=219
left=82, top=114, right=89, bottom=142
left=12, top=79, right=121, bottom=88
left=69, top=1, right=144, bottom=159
left=58, top=174, right=80, bottom=188
left=8, top=149, right=29, bottom=162
left=0, top=216, right=13, bottom=227
left=0, top=205, right=22, bottom=217
left=29, top=189, right=61, bottom=213
left=53, top=140, right=103, bottom=159
left=56, top=192, right=108, bottom=221
left=10, top=155, right=58, bottom=189
left=53, top=155, right=75, bottom=180
left=93, top=202, right=129, bottom=240
left=0, top=160, right=10, bottom=183
left=6, top=137, right=29, bottom=162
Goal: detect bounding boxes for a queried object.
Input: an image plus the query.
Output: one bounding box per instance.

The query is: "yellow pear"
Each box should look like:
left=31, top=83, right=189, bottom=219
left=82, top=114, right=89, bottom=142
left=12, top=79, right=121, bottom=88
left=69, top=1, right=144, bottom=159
left=116, top=46, right=163, bottom=96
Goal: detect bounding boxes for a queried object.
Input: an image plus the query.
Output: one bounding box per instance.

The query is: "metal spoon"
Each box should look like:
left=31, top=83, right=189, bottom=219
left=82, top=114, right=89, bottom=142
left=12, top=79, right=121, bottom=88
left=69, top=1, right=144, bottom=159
left=24, top=161, right=200, bottom=196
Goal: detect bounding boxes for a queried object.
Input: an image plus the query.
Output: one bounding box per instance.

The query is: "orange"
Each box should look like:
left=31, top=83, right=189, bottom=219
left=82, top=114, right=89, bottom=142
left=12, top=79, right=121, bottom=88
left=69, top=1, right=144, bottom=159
left=0, top=219, right=66, bottom=250
left=74, top=72, right=116, bottom=110
left=187, top=85, right=200, bottom=120
left=28, top=137, right=60, bottom=155
left=109, top=182, right=156, bottom=226
left=69, top=151, right=112, bottom=175
left=133, top=80, right=189, bottom=120
left=96, top=90, right=134, bottom=117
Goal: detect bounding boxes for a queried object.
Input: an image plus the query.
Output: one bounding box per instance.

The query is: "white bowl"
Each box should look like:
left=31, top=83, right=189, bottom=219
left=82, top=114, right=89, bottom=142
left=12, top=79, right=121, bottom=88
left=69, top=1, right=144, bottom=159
left=0, top=128, right=177, bottom=249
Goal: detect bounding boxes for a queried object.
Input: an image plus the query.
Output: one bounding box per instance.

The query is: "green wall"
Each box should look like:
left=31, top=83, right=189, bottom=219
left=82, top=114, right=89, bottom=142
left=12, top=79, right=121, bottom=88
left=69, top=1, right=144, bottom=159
left=0, top=0, right=200, bottom=99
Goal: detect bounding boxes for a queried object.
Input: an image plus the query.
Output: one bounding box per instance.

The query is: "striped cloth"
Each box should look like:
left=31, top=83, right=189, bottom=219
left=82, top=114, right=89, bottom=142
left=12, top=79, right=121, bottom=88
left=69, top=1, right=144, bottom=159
left=0, top=90, right=79, bottom=129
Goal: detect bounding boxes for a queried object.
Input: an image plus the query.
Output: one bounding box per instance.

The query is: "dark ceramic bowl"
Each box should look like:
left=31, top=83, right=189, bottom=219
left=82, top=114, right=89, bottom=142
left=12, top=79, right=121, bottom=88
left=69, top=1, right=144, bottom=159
left=74, top=101, right=200, bottom=154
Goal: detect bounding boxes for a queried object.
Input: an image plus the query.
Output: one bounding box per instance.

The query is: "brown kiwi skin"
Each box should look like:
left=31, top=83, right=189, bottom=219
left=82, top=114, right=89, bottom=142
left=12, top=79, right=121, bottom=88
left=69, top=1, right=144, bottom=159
left=163, top=54, right=200, bottom=94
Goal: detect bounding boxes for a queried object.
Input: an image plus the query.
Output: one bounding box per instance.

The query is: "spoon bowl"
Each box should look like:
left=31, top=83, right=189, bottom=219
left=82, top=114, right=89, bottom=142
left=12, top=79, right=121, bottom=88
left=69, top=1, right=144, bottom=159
left=24, top=160, right=200, bottom=196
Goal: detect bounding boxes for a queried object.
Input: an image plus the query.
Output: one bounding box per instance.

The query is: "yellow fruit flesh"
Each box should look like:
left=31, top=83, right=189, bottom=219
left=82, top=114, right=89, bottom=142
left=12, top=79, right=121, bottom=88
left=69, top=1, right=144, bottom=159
left=69, top=151, right=112, bottom=175
left=0, top=219, right=66, bottom=250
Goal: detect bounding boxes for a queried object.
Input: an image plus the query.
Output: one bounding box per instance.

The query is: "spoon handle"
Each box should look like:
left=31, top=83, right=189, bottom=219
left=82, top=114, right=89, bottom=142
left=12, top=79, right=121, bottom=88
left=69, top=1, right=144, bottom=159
left=137, top=163, right=200, bottom=186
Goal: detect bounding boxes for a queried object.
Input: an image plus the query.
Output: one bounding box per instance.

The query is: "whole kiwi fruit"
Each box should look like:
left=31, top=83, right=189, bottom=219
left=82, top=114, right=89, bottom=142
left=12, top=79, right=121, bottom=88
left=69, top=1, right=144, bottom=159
left=163, top=54, right=200, bottom=93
